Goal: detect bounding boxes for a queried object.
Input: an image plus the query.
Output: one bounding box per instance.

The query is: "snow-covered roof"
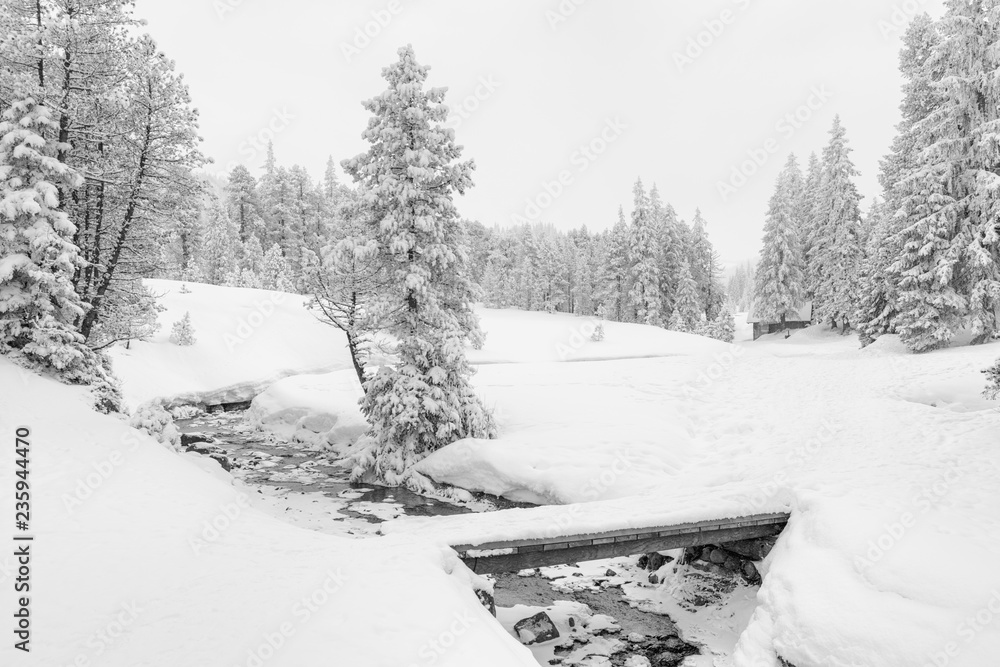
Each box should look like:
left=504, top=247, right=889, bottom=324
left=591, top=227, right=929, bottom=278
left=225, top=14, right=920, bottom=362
left=746, top=301, right=812, bottom=324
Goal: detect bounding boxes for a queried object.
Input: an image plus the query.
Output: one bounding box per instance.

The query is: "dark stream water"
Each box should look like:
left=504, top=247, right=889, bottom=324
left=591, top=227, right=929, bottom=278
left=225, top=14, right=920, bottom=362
left=175, top=410, right=477, bottom=523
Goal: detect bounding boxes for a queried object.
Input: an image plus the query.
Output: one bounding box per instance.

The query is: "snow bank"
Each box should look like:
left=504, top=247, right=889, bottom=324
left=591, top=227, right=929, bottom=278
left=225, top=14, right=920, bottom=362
left=108, top=279, right=354, bottom=409
left=247, top=369, right=368, bottom=450
left=0, top=358, right=535, bottom=666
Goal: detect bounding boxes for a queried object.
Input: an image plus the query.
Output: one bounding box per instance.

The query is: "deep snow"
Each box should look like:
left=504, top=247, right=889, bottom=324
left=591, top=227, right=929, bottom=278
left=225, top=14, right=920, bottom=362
left=7, top=280, right=999, bottom=667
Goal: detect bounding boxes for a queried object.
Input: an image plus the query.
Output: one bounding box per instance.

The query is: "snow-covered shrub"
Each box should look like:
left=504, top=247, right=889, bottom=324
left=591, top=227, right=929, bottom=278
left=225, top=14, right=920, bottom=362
left=712, top=307, right=735, bottom=343
left=130, top=400, right=182, bottom=452
left=169, top=404, right=201, bottom=419
left=985, top=358, right=1000, bottom=401
left=169, top=311, right=196, bottom=345
left=590, top=322, right=605, bottom=342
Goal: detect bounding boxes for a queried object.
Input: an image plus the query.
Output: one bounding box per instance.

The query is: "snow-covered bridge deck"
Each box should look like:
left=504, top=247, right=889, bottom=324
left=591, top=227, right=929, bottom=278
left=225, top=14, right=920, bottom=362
left=451, top=512, right=789, bottom=574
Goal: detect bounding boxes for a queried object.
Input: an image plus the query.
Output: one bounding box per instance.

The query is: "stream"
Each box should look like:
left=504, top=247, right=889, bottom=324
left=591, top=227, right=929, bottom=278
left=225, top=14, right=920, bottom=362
left=176, top=409, right=750, bottom=667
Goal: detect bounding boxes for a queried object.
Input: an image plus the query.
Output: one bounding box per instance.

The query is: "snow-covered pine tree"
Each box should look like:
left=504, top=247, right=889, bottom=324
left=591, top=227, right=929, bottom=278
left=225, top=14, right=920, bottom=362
left=667, top=308, right=686, bottom=332
left=858, top=14, right=943, bottom=348
left=688, top=208, right=725, bottom=319
left=323, top=155, right=343, bottom=202
left=726, top=260, right=756, bottom=313
left=811, top=117, right=865, bottom=330
left=242, top=234, right=266, bottom=277
left=891, top=2, right=1000, bottom=350
left=675, top=258, right=702, bottom=329
left=261, top=242, right=295, bottom=292
left=226, top=165, right=260, bottom=242
left=754, top=154, right=806, bottom=329
left=628, top=179, right=664, bottom=326
left=649, top=186, right=683, bottom=312
left=800, top=152, right=823, bottom=298
left=0, top=95, right=120, bottom=412
left=169, top=311, right=196, bottom=346
left=198, top=196, right=241, bottom=285
left=341, top=45, right=495, bottom=489
left=596, top=207, right=631, bottom=322
left=712, top=305, right=735, bottom=343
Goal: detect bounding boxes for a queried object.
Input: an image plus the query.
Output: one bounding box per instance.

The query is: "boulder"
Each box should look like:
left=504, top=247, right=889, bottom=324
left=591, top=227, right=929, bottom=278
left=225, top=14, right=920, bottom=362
left=721, top=537, right=777, bottom=561
left=474, top=588, right=496, bottom=617
left=180, top=433, right=213, bottom=447
left=513, top=612, right=559, bottom=645
left=209, top=453, right=232, bottom=472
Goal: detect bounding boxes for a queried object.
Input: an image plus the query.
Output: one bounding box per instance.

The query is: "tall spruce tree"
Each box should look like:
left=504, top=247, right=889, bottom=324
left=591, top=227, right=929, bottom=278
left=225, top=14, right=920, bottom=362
left=627, top=179, right=663, bottom=326
left=858, top=18, right=944, bottom=348
left=754, top=155, right=806, bottom=328
left=890, top=2, right=1000, bottom=350
left=811, top=117, right=864, bottom=330
left=342, top=45, right=494, bottom=489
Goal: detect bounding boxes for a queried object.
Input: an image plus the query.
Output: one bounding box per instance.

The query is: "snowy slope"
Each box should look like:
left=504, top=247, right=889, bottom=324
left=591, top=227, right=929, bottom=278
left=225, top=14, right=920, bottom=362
left=0, top=358, right=535, bottom=667
left=107, top=279, right=354, bottom=409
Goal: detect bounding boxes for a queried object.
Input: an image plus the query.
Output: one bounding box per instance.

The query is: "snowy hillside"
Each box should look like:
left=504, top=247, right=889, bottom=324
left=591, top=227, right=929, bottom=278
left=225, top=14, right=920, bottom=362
left=105, top=279, right=355, bottom=409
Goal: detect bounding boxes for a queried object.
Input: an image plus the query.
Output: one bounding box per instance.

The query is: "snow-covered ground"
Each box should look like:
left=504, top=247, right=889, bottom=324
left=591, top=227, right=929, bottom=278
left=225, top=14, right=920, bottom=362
left=107, top=279, right=354, bottom=409
left=8, top=281, right=999, bottom=666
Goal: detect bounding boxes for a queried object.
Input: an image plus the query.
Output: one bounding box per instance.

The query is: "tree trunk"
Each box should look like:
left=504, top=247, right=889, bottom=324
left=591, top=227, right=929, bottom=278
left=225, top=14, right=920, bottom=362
left=80, top=96, right=152, bottom=340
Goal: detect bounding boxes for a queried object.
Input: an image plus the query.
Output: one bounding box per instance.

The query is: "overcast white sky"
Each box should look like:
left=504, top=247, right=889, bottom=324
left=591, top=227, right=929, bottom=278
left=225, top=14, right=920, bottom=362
left=133, top=0, right=945, bottom=270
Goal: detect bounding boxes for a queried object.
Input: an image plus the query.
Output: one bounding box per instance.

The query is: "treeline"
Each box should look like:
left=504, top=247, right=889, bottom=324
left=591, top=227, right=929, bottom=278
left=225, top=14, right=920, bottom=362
left=754, top=4, right=1000, bottom=353
left=467, top=179, right=734, bottom=341
left=156, top=148, right=348, bottom=295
